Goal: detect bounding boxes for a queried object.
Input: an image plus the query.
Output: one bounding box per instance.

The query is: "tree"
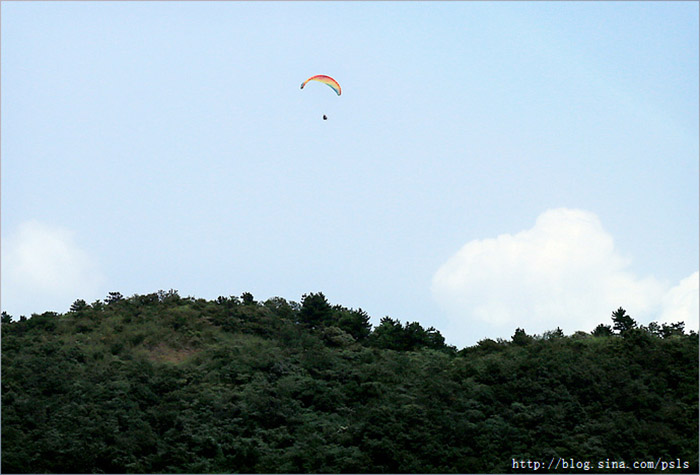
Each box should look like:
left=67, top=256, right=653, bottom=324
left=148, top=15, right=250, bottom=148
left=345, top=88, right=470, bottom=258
left=70, top=299, right=88, bottom=312
left=403, top=321, right=429, bottom=350
left=1, top=311, right=12, bottom=325
left=611, top=307, right=636, bottom=335
left=157, top=289, right=180, bottom=303
left=511, top=328, right=532, bottom=346
left=542, top=327, right=565, bottom=340
left=106, top=292, right=124, bottom=304
left=299, top=292, right=333, bottom=328
left=592, top=323, right=613, bottom=337
left=661, top=322, right=685, bottom=338
left=241, top=292, right=256, bottom=306
left=645, top=321, right=662, bottom=337
left=474, top=338, right=503, bottom=353
left=336, top=308, right=372, bottom=341
left=366, top=319, right=446, bottom=351
left=369, top=317, right=405, bottom=350
left=264, top=297, right=297, bottom=321
left=425, top=326, right=446, bottom=349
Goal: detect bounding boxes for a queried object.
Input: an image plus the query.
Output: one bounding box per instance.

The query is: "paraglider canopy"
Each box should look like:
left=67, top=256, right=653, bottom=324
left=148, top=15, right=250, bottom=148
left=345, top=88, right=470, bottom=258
left=300, top=75, right=341, bottom=96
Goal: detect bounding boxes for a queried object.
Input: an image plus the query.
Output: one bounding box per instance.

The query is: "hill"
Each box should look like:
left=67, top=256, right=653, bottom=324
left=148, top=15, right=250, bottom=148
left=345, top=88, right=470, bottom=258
left=1, top=291, right=698, bottom=473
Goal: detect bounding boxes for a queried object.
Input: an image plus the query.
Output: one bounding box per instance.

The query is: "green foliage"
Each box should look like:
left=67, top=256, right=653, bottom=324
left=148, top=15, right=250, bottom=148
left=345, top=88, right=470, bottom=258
left=511, top=327, right=533, bottom=346
left=1, top=296, right=697, bottom=474
left=592, top=323, right=614, bottom=337
left=368, top=317, right=448, bottom=352
left=335, top=307, right=372, bottom=341
left=241, top=292, right=256, bottom=306
left=661, top=321, right=686, bottom=339
left=106, top=292, right=125, bottom=304
left=611, top=307, right=637, bottom=335
left=369, top=316, right=404, bottom=350
left=70, top=299, right=88, bottom=313
left=299, top=292, right=333, bottom=328
left=542, top=326, right=565, bottom=340
left=1, top=311, right=12, bottom=325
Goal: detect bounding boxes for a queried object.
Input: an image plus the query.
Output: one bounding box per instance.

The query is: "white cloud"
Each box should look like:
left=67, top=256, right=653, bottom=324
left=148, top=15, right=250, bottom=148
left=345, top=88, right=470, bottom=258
left=432, top=208, right=696, bottom=346
left=659, top=271, right=699, bottom=332
left=1, top=220, right=105, bottom=317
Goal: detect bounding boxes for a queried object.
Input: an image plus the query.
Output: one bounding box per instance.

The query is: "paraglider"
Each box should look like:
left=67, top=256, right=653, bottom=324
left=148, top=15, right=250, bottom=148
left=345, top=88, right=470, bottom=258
left=301, top=75, right=340, bottom=120
left=300, top=75, right=341, bottom=96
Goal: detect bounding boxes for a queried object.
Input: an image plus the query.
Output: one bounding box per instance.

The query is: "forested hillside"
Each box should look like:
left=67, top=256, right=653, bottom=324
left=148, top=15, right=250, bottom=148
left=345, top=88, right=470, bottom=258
left=2, top=291, right=697, bottom=473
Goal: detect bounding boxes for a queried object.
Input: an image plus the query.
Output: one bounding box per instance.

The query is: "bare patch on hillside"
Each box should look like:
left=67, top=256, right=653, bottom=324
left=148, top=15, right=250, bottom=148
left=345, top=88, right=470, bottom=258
left=146, top=343, right=198, bottom=364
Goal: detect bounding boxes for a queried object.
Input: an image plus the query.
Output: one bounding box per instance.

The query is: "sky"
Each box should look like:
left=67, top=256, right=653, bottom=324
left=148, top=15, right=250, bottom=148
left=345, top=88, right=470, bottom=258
left=1, top=1, right=698, bottom=348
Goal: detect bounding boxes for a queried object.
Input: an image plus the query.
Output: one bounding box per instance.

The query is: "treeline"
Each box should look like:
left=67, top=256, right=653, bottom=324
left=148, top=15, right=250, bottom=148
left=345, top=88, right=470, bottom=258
left=1, top=291, right=698, bottom=473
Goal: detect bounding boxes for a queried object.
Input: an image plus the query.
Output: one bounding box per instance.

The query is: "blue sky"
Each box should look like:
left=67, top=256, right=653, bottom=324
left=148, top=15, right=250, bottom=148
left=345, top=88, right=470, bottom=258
left=2, top=1, right=698, bottom=347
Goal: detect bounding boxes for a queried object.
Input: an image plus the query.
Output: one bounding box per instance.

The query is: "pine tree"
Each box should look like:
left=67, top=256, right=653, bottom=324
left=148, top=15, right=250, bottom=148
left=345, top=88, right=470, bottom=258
left=611, top=307, right=636, bottom=335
